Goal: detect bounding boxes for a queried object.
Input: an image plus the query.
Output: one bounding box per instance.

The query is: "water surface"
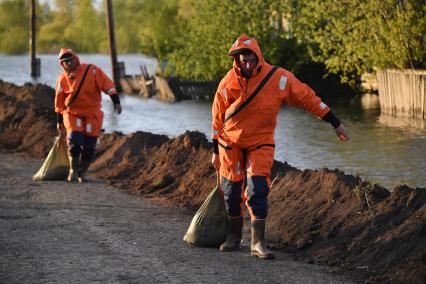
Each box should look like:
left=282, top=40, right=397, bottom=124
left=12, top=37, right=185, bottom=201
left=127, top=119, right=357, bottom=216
left=1, top=54, right=425, bottom=189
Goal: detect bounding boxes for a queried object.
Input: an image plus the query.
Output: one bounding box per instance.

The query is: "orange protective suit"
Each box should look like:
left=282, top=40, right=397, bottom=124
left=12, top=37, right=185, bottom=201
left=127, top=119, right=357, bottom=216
left=55, top=48, right=117, bottom=137
left=212, top=35, right=332, bottom=220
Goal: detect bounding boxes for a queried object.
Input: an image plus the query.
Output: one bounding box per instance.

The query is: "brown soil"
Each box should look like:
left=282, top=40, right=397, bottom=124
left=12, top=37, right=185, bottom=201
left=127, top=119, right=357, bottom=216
left=0, top=80, right=56, bottom=157
left=1, top=81, right=425, bottom=283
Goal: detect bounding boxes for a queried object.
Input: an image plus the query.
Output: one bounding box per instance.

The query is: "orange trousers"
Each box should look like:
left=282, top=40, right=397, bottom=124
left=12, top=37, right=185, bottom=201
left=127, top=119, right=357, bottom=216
left=218, top=142, right=274, bottom=220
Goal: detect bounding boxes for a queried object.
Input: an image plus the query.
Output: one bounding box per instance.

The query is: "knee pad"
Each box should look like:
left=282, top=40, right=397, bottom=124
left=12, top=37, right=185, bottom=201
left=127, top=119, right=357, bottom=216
left=221, top=177, right=244, bottom=217
left=68, top=131, right=84, bottom=157
left=81, top=134, right=97, bottom=162
left=246, top=176, right=269, bottom=219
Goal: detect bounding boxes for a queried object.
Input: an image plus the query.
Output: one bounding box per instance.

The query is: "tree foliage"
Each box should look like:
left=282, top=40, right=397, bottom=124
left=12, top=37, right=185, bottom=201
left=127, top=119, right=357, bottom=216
left=0, top=0, right=424, bottom=84
left=103, top=0, right=145, bottom=53
left=64, top=0, right=104, bottom=53
left=38, top=0, right=74, bottom=53
left=167, top=0, right=289, bottom=80
left=288, top=0, right=426, bottom=82
left=137, top=0, right=183, bottom=64
left=0, top=0, right=29, bottom=54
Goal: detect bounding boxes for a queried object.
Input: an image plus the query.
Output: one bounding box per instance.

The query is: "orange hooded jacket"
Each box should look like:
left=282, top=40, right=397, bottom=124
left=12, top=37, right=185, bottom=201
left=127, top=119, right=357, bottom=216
left=212, top=34, right=331, bottom=148
left=55, top=48, right=117, bottom=117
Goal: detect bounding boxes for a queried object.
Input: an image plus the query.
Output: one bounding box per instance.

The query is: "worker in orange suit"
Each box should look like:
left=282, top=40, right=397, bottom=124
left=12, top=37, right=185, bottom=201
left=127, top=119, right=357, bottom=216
left=211, top=34, right=349, bottom=259
left=55, top=48, right=122, bottom=183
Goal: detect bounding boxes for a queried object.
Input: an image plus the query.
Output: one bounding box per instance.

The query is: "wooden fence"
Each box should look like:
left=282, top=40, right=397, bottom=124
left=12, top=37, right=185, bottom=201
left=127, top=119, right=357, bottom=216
left=167, top=77, right=218, bottom=101
left=120, top=65, right=218, bottom=102
left=377, top=69, right=426, bottom=119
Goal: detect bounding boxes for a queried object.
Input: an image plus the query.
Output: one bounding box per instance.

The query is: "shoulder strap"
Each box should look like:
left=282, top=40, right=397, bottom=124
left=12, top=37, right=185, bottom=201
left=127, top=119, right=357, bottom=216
left=66, top=64, right=92, bottom=108
left=224, top=66, right=279, bottom=122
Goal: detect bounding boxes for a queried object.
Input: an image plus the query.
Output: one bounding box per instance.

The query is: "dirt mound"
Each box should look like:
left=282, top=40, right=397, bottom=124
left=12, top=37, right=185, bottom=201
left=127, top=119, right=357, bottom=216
left=92, top=130, right=214, bottom=209
left=0, top=80, right=56, bottom=157
left=267, top=169, right=425, bottom=283
left=1, top=81, right=424, bottom=283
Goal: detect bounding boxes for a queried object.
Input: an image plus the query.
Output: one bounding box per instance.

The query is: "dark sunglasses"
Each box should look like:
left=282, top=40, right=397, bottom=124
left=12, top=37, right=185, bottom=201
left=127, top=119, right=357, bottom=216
left=237, top=49, right=254, bottom=56
left=60, top=56, right=73, bottom=63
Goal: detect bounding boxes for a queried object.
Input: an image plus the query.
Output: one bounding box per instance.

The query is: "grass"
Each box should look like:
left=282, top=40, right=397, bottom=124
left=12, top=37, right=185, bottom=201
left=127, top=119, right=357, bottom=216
left=153, top=174, right=175, bottom=189
left=353, top=181, right=375, bottom=228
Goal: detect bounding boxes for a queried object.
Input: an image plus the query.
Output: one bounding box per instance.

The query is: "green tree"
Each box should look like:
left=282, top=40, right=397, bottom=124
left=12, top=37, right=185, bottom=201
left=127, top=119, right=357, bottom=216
left=63, top=0, right=105, bottom=53
left=167, top=0, right=290, bottom=80
left=287, top=0, right=426, bottom=82
left=0, top=0, right=28, bottom=54
left=38, top=0, right=75, bottom=53
left=107, top=0, right=145, bottom=53
left=137, top=0, right=183, bottom=63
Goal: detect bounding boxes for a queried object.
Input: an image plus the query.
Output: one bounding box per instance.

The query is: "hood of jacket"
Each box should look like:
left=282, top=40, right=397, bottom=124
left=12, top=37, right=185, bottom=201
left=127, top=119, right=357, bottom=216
left=228, top=34, right=264, bottom=77
left=58, top=48, right=81, bottom=76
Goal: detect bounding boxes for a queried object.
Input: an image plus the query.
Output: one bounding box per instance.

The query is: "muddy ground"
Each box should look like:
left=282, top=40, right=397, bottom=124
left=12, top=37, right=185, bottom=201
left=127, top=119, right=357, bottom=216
left=1, top=153, right=353, bottom=283
left=0, top=81, right=425, bottom=283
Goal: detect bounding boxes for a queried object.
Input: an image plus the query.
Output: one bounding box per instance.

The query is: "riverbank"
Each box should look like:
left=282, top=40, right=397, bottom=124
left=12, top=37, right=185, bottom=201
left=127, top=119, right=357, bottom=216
left=0, top=80, right=425, bottom=283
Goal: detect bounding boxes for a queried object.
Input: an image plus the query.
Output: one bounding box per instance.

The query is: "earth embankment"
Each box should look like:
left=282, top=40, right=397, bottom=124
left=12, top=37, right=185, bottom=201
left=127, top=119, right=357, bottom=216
left=0, top=81, right=424, bottom=283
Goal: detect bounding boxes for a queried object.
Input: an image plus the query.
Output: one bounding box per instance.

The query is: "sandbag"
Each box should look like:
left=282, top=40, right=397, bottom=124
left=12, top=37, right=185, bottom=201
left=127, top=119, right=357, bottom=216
left=33, top=136, right=69, bottom=181
left=183, top=186, right=228, bottom=247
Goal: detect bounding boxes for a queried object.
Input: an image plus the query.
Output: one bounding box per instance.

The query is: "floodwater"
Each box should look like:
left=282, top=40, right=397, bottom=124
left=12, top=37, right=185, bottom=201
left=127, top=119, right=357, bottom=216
left=1, top=54, right=425, bottom=189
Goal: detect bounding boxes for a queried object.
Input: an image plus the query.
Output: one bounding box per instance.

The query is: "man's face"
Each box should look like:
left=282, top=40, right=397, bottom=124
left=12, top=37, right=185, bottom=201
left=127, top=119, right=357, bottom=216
left=238, top=52, right=258, bottom=77
left=60, top=56, right=76, bottom=72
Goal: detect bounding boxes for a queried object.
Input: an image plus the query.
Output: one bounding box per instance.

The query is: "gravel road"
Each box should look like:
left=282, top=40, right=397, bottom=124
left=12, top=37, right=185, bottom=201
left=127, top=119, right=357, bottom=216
left=0, top=153, right=353, bottom=284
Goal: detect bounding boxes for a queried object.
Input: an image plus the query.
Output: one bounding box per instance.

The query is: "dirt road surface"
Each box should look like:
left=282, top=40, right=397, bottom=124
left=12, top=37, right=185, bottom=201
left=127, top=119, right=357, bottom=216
left=0, top=153, right=353, bottom=283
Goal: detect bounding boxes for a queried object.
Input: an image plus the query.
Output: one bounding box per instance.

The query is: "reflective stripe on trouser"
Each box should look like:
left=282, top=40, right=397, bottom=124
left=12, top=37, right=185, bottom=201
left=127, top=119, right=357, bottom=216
left=67, top=131, right=98, bottom=161
left=218, top=142, right=274, bottom=220
left=63, top=110, right=104, bottom=137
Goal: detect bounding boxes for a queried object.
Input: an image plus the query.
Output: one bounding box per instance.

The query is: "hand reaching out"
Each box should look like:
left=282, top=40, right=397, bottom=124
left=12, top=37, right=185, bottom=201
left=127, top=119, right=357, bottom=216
left=335, top=124, right=349, bottom=141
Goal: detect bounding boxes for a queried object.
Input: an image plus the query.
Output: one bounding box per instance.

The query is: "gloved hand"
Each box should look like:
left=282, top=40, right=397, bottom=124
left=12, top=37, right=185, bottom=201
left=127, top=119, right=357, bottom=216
left=57, top=123, right=66, bottom=138
left=114, top=103, right=122, bottom=114
left=335, top=124, right=349, bottom=141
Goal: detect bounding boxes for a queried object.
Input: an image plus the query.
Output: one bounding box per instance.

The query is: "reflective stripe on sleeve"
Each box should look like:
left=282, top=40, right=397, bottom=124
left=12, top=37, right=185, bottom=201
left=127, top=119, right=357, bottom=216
left=222, top=88, right=227, bottom=101
left=279, top=76, right=288, bottom=90
left=107, top=88, right=116, bottom=94
left=320, top=102, right=327, bottom=109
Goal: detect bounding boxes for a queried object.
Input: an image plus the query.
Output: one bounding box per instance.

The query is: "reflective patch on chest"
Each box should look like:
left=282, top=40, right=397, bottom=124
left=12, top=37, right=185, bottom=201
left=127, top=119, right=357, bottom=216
left=279, top=76, right=288, bottom=90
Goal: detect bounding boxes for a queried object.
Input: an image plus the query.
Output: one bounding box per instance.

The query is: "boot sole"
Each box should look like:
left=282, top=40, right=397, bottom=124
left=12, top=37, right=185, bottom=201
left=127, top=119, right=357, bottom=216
left=251, top=251, right=275, bottom=260
left=220, top=246, right=240, bottom=252
left=220, top=242, right=241, bottom=252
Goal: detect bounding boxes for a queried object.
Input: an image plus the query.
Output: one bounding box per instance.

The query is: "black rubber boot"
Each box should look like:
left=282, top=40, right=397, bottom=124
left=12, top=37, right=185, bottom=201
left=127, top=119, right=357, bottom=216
left=220, top=216, right=243, bottom=251
left=77, top=159, right=91, bottom=183
left=251, top=219, right=274, bottom=259
left=67, top=156, right=79, bottom=182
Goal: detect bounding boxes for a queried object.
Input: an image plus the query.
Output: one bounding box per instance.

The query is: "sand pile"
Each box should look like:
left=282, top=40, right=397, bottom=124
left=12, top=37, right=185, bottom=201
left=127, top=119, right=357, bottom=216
left=0, top=80, right=56, bottom=157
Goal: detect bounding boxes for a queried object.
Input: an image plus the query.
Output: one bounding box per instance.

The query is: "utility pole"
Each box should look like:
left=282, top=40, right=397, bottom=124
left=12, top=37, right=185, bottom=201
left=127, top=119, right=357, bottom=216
left=105, top=0, right=124, bottom=92
left=30, top=0, right=40, bottom=77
